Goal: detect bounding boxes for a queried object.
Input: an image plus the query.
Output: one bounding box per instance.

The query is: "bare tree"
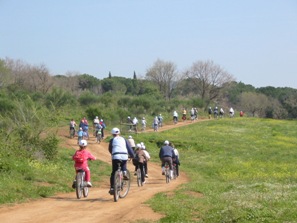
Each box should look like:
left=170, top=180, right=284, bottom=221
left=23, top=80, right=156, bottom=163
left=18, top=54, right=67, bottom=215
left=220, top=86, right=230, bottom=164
left=238, top=92, right=270, bottom=117
left=145, top=59, right=179, bottom=100
left=185, top=60, right=235, bottom=104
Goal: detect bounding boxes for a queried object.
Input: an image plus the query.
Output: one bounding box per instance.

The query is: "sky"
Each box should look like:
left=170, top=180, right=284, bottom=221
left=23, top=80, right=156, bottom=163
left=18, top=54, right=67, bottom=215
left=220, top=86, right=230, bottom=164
left=1, top=0, right=297, bottom=88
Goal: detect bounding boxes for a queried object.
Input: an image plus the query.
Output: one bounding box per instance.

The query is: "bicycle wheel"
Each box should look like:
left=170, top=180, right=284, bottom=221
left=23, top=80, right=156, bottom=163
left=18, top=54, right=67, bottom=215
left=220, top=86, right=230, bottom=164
left=119, top=170, right=130, bottom=198
left=70, top=129, right=75, bottom=138
left=83, top=172, right=89, bottom=197
left=173, top=165, right=177, bottom=180
left=113, top=171, right=120, bottom=202
left=76, top=172, right=83, bottom=199
left=96, top=133, right=101, bottom=143
left=136, top=167, right=142, bottom=187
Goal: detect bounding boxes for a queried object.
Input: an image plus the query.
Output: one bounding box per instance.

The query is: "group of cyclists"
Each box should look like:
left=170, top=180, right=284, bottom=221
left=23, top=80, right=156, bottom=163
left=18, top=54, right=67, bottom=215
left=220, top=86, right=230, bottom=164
left=70, top=116, right=181, bottom=197
left=208, top=106, right=236, bottom=119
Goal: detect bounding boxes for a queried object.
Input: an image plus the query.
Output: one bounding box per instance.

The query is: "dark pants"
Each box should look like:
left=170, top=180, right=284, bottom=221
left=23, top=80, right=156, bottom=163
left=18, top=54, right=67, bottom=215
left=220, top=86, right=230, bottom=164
left=110, top=159, right=127, bottom=189
left=161, top=157, right=173, bottom=170
left=138, top=162, right=145, bottom=182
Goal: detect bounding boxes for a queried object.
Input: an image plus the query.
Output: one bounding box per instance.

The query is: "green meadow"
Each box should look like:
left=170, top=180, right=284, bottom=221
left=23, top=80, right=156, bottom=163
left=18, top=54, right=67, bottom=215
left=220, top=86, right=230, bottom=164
left=130, top=118, right=297, bottom=222
left=1, top=117, right=297, bottom=222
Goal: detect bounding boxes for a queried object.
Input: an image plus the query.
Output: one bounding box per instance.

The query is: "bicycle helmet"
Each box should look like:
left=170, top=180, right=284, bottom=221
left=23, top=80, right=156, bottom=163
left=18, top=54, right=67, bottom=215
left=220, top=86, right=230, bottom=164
left=111, top=127, right=120, bottom=134
left=79, top=139, right=88, bottom=147
left=136, top=143, right=142, bottom=149
left=128, top=135, right=132, bottom=139
left=164, top=140, right=169, bottom=145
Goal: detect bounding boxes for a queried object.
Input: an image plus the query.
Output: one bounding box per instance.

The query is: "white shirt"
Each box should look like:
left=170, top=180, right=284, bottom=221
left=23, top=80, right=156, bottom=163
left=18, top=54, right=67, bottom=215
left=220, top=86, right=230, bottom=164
left=111, top=136, right=129, bottom=160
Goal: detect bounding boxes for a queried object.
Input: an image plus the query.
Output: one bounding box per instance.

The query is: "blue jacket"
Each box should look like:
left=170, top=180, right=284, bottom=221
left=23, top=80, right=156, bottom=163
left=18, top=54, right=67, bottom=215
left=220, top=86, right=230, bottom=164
left=159, top=145, right=176, bottom=159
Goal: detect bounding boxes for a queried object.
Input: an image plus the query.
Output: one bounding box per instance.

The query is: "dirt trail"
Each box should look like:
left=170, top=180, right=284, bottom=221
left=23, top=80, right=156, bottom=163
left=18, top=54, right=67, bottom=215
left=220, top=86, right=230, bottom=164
left=0, top=120, right=202, bottom=223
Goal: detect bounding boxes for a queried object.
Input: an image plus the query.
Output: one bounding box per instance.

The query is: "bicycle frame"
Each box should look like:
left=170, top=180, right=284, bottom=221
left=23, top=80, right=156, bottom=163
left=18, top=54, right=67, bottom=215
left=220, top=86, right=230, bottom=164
left=75, top=169, right=89, bottom=199
left=113, top=162, right=130, bottom=202
left=164, top=162, right=170, bottom=183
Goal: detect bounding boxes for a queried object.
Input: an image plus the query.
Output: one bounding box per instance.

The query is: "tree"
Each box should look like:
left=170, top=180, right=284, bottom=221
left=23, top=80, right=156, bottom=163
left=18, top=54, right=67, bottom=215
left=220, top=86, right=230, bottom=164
left=238, top=92, right=270, bottom=117
left=145, top=59, right=179, bottom=100
left=185, top=60, right=235, bottom=105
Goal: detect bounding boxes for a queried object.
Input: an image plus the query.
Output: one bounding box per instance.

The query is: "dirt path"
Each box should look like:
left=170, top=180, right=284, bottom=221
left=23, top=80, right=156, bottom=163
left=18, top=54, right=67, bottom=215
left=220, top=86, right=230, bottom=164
left=0, top=120, right=203, bottom=223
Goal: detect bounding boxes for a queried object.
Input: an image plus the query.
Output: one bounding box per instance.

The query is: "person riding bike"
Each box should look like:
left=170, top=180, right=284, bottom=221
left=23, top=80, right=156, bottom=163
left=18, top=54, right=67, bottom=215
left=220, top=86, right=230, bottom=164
left=169, top=142, right=180, bottom=177
left=72, top=139, right=96, bottom=188
left=132, top=143, right=148, bottom=184
left=173, top=110, right=178, bottom=124
left=69, top=119, right=77, bottom=136
left=108, top=127, right=134, bottom=195
left=159, top=140, right=176, bottom=179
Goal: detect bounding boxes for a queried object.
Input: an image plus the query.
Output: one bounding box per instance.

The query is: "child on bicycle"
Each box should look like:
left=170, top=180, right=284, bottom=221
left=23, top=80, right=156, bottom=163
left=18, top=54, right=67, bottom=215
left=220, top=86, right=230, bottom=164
left=108, top=127, right=134, bottom=195
left=72, top=139, right=96, bottom=188
left=132, top=143, right=148, bottom=184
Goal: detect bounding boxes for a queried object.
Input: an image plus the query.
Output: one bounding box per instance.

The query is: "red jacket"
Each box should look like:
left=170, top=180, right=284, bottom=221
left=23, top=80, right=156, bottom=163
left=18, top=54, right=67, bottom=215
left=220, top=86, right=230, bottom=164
left=72, top=149, right=96, bottom=169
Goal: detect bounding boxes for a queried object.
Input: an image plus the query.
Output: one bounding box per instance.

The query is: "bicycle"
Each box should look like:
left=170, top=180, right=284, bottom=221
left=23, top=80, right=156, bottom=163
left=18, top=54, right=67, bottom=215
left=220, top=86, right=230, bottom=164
left=136, top=163, right=145, bottom=187
left=164, top=162, right=171, bottom=183
left=113, top=161, right=131, bottom=202
left=70, top=128, right=75, bottom=138
left=96, top=131, right=102, bottom=143
left=75, top=169, right=89, bottom=199
left=173, top=163, right=177, bottom=180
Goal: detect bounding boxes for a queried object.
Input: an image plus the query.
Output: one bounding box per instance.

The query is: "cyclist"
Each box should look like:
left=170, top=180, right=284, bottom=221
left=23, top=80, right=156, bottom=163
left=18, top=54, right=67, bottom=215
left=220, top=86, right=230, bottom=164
left=93, top=116, right=100, bottom=136
left=194, top=108, right=198, bottom=120
left=208, top=107, right=212, bottom=119
left=159, top=140, right=176, bottom=179
left=173, top=110, right=178, bottom=124
left=142, top=143, right=150, bottom=178
left=72, top=139, right=96, bottom=188
left=127, top=135, right=136, bottom=152
left=169, top=142, right=180, bottom=177
left=219, top=107, right=224, bottom=118
left=141, top=117, right=146, bottom=131
left=99, top=119, right=106, bottom=138
left=69, top=119, right=77, bottom=136
left=77, top=127, right=83, bottom=144
left=214, top=106, right=219, bottom=119
left=94, top=122, right=103, bottom=140
left=158, top=114, right=163, bottom=127
left=108, top=127, right=134, bottom=195
left=182, top=108, right=187, bottom=121
left=229, top=107, right=234, bottom=118
left=153, top=116, right=159, bottom=132
left=132, top=143, right=148, bottom=184
left=132, top=117, right=138, bottom=133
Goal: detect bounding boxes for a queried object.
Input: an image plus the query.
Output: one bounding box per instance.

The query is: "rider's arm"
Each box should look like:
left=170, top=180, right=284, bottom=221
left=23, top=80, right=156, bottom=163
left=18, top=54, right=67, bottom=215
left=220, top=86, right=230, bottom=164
left=125, top=139, right=134, bottom=158
left=108, top=138, right=113, bottom=154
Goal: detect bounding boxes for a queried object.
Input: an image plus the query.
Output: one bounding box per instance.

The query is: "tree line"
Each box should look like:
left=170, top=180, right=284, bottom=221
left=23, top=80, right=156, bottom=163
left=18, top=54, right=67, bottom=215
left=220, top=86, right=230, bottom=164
left=1, top=57, right=296, bottom=120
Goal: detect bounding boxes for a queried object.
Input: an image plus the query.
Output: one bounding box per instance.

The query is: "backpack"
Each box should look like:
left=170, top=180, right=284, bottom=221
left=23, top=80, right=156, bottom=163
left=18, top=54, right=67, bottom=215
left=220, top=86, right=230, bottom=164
left=73, top=151, right=84, bottom=163
left=132, top=153, right=139, bottom=166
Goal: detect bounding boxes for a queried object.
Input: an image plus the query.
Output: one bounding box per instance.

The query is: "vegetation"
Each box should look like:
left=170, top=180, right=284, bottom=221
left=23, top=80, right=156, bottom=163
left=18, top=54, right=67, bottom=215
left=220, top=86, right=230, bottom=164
left=132, top=118, right=297, bottom=222
left=0, top=57, right=296, bottom=221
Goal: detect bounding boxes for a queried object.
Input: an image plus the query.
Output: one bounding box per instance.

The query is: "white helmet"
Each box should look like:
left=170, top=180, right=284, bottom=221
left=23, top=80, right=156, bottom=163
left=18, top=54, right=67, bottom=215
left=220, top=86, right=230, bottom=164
left=111, top=127, right=120, bottom=134
left=164, top=140, right=169, bottom=145
left=128, top=135, right=132, bottom=139
left=79, top=139, right=88, bottom=147
left=136, top=143, right=142, bottom=149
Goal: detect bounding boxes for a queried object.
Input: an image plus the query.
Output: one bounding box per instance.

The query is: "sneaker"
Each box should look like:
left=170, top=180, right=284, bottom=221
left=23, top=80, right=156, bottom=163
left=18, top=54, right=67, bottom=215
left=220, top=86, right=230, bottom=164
left=123, top=171, right=129, bottom=180
left=109, top=188, right=114, bottom=195
left=86, top=181, right=92, bottom=187
left=72, top=180, right=76, bottom=189
left=142, top=181, right=146, bottom=184
left=145, top=174, right=148, bottom=178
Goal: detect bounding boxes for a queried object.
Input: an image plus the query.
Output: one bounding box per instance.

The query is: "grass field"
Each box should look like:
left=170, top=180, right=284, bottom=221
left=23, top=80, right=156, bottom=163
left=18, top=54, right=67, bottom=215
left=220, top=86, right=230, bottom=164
left=130, top=117, right=297, bottom=222
left=1, top=117, right=297, bottom=222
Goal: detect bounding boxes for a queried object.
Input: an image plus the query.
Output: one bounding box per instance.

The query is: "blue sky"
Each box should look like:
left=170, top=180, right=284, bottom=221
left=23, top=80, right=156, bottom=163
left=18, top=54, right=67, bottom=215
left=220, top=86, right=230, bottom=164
left=1, top=0, right=297, bottom=88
